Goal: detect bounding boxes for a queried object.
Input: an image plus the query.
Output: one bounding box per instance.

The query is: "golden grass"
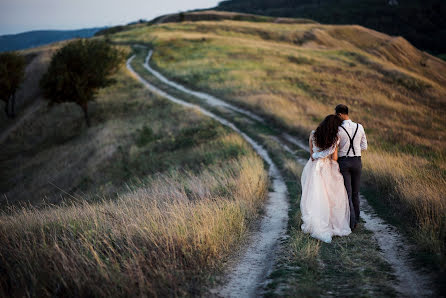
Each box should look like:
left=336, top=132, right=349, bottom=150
left=0, top=151, right=268, bottom=296
left=0, top=42, right=271, bottom=295
left=363, top=151, right=446, bottom=256
left=110, top=19, right=446, bottom=261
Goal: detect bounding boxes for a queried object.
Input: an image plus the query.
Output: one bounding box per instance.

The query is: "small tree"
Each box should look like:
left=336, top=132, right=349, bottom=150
left=40, top=38, right=124, bottom=127
left=0, top=52, right=26, bottom=118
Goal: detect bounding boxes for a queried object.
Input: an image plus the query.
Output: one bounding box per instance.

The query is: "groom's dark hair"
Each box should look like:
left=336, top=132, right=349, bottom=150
left=335, top=104, right=348, bottom=115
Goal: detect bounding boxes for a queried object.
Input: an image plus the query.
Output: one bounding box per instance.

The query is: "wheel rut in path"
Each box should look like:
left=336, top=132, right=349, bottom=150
left=127, top=53, right=289, bottom=298
left=140, top=47, right=433, bottom=297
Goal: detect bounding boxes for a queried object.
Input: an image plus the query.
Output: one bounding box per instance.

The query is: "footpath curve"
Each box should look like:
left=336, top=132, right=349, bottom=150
left=137, top=47, right=433, bottom=297
left=127, top=53, right=289, bottom=297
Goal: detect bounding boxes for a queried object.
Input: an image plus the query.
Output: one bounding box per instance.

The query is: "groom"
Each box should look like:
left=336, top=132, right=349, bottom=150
left=335, top=104, right=368, bottom=230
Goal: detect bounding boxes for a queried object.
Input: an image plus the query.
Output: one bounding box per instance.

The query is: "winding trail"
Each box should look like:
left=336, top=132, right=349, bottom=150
left=127, top=53, right=289, bottom=297
left=143, top=51, right=264, bottom=123
left=131, top=47, right=433, bottom=297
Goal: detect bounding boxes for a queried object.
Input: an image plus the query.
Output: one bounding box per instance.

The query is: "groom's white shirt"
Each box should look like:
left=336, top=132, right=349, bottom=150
left=338, top=119, right=367, bottom=157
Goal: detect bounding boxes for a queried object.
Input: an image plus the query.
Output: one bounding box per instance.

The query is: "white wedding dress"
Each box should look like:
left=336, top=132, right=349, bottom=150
left=300, top=131, right=351, bottom=243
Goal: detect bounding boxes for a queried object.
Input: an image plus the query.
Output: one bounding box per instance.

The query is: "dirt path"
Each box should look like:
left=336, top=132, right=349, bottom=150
left=143, top=51, right=264, bottom=123
left=127, top=53, right=289, bottom=297
left=138, top=47, right=433, bottom=297
left=359, top=197, right=433, bottom=297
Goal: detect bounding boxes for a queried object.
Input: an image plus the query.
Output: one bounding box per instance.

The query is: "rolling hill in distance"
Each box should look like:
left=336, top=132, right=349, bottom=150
left=1, top=9, right=445, bottom=297
left=214, top=0, right=446, bottom=56
left=0, top=27, right=106, bottom=52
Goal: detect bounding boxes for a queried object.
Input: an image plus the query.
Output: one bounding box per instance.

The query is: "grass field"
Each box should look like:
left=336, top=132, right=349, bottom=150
left=0, top=45, right=269, bottom=296
left=125, top=45, right=417, bottom=296
left=110, top=16, right=446, bottom=269
left=2, top=10, right=445, bottom=296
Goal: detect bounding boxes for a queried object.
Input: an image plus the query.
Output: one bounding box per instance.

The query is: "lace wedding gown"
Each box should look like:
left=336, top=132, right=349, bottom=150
left=300, top=131, right=351, bottom=243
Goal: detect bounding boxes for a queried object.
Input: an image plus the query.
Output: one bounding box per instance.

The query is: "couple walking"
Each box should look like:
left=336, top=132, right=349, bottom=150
left=300, top=104, right=367, bottom=243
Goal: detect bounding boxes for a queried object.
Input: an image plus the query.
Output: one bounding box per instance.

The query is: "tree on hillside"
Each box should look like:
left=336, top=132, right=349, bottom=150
left=40, top=38, right=124, bottom=127
left=0, top=52, right=26, bottom=118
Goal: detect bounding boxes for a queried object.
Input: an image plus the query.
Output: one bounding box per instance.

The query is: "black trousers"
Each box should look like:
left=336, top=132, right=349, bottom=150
left=338, top=156, right=362, bottom=229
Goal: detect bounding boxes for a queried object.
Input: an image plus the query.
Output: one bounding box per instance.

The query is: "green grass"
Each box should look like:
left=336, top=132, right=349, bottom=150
left=0, top=52, right=247, bottom=206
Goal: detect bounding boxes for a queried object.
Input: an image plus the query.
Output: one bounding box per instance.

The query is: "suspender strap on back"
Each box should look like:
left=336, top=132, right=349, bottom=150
left=340, top=123, right=359, bottom=156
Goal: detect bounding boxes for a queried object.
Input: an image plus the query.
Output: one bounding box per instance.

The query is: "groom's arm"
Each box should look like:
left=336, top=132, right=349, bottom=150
left=360, top=124, right=368, bottom=151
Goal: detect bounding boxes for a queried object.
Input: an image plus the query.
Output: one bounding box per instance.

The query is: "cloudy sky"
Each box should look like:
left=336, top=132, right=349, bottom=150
left=0, top=0, right=221, bottom=35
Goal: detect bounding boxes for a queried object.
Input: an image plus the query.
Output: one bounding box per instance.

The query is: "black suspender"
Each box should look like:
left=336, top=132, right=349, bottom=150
left=340, top=123, right=359, bottom=156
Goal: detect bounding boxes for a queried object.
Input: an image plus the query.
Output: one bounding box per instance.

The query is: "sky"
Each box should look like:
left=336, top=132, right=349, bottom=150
left=0, top=0, right=221, bottom=35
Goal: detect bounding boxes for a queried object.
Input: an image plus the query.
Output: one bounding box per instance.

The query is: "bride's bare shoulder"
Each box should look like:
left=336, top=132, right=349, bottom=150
left=309, top=130, right=316, bottom=139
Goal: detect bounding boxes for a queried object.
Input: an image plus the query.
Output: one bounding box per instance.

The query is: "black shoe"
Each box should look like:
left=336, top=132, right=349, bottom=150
left=350, top=222, right=358, bottom=231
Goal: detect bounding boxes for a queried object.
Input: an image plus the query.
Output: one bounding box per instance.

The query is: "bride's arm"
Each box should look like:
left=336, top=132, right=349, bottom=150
left=309, top=136, right=315, bottom=161
left=331, top=144, right=339, bottom=161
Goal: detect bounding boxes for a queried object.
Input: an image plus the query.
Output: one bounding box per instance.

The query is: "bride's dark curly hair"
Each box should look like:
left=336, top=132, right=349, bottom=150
left=313, top=114, right=343, bottom=150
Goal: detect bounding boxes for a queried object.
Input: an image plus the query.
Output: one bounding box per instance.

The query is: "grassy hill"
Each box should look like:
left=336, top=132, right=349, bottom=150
left=0, top=43, right=268, bottom=296
left=0, top=28, right=105, bottom=53
left=214, top=0, right=446, bottom=56
left=111, top=10, right=446, bottom=271
left=1, top=10, right=445, bottom=296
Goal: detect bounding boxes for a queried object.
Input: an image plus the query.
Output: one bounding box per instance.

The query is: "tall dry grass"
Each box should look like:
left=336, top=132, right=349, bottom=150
left=363, top=150, right=446, bottom=257
left=0, top=44, right=270, bottom=295
left=0, top=153, right=268, bottom=296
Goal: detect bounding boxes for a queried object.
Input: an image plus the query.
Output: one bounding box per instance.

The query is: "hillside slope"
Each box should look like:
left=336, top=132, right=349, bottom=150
left=2, top=11, right=444, bottom=295
left=0, top=44, right=270, bottom=296
left=110, top=11, right=446, bottom=277
left=215, top=0, right=446, bottom=55
left=0, top=41, right=72, bottom=135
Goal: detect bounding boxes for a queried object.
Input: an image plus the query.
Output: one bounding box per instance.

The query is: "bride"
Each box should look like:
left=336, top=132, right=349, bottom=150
left=300, top=114, right=351, bottom=243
